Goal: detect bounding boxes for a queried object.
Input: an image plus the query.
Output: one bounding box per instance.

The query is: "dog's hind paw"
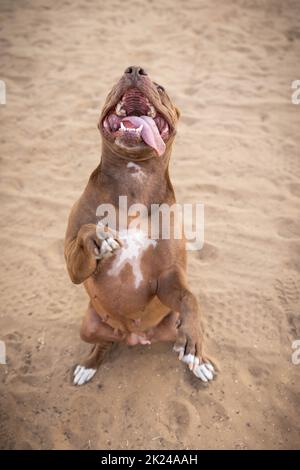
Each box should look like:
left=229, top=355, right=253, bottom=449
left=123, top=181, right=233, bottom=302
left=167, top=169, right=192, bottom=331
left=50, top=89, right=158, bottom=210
left=193, top=361, right=214, bottom=382
left=173, top=346, right=215, bottom=382
left=73, top=365, right=97, bottom=385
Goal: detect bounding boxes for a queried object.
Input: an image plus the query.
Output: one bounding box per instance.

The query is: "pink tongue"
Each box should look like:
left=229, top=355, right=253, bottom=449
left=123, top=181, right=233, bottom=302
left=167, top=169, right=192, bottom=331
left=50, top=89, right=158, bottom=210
left=122, top=115, right=166, bottom=157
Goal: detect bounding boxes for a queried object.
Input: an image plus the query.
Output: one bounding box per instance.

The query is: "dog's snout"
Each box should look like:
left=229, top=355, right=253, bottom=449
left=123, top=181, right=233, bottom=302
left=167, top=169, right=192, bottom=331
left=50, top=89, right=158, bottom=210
left=124, top=65, right=147, bottom=80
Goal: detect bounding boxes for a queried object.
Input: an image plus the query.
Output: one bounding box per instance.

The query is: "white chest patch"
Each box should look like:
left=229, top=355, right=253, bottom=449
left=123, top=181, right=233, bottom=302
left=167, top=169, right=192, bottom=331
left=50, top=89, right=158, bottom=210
left=127, top=161, right=146, bottom=180
left=107, top=229, right=157, bottom=288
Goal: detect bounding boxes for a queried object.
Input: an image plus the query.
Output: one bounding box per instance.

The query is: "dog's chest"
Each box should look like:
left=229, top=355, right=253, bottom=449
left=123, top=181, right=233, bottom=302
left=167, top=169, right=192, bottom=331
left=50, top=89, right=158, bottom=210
left=107, top=228, right=157, bottom=288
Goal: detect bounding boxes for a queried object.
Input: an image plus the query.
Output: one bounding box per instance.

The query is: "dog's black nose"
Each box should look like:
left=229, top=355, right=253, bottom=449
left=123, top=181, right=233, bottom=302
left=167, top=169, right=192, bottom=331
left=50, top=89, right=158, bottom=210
left=124, top=66, right=147, bottom=78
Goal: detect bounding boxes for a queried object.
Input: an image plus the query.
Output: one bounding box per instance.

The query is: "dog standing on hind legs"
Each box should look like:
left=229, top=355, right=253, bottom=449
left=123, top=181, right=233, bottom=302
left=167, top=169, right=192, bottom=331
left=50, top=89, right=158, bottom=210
left=64, top=66, right=215, bottom=385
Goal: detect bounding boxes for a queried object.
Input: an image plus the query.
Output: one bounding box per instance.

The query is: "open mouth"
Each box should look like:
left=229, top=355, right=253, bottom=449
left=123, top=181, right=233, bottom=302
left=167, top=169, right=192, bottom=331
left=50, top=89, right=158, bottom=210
left=102, top=88, right=170, bottom=156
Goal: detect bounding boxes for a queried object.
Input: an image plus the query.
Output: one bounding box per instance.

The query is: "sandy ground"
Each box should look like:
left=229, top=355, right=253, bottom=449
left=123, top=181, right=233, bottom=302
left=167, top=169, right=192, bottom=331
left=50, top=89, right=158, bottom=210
left=0, top=0, right=300, bottom=450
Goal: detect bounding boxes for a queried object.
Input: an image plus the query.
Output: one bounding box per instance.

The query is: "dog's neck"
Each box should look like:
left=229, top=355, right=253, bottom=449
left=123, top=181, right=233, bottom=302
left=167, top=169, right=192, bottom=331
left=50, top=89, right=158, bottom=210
left=97, top=140, right=176, bottom=207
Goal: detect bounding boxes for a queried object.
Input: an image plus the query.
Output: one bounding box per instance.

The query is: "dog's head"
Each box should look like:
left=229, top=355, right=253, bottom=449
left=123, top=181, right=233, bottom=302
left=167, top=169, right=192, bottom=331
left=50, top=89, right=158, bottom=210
left=99, top=66, right=180, bottom=159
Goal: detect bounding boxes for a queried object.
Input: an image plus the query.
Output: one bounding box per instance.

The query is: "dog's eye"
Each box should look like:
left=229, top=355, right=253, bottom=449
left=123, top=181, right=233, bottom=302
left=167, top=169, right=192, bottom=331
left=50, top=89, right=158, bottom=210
left=157, top=85, right=165, bottom=93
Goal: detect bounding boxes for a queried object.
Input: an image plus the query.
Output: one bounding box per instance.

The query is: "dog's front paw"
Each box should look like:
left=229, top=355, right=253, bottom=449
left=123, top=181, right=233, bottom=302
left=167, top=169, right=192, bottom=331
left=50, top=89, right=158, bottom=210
left=95, top=237, right=121, bottom=260
left=95, top=224, right=122, bottom=261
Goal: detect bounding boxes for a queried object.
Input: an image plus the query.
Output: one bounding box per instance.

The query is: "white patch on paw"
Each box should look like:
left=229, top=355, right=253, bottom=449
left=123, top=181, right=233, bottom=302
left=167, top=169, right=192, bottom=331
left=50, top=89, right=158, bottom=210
left=106, top=237, right=120, bottom=250
left=95, top=224, right=121, bottom=260
left=94, top=236, right=120, bottom=261
left=101, top=239, right=112, bottom=255
left=73, top=365, right=96, bottom=385
left=194, top=363, right=214, bottom=381
left=173, top=346, right=215, bottom=382
left=173, top=345, right=184, bottom=360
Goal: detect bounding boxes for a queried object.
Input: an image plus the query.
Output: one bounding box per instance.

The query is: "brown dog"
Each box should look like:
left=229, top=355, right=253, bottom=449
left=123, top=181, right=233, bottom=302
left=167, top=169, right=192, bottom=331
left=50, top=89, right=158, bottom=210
left=64, top=66, right=215, bottom=385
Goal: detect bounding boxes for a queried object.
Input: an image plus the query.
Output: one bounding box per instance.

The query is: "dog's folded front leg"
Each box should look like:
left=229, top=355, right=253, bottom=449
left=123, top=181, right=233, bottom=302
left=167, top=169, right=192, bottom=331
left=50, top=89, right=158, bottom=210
left=64, top=223, right=121, bottom=284
left=157, top=267, right=215, bottom=382
left=65, top=223, right=101, bottom=284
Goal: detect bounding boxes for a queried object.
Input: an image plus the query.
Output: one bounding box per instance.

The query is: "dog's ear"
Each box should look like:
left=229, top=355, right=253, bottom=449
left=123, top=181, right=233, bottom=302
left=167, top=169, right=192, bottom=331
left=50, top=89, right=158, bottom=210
left=175, top=106, right=181, bottom=119
left=97, top=117, right=102, bottom=133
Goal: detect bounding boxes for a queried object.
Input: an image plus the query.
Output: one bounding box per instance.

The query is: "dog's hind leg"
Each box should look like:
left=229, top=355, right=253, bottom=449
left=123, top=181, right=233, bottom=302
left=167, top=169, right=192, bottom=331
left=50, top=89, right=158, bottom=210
left=73, top=342, right=112, bottom=386
left=148, top=311, right=180, bottom=343
left=73, top=303, right=121, bottom=386
left=157, top=267, right=216, bottom=383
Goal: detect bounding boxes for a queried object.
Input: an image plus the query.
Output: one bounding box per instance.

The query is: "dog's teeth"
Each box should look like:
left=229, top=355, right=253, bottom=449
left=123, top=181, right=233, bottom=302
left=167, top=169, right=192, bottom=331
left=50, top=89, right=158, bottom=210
left=147, top=105, right=156, bottom=118
left=119, top=123, right=143, bottom=134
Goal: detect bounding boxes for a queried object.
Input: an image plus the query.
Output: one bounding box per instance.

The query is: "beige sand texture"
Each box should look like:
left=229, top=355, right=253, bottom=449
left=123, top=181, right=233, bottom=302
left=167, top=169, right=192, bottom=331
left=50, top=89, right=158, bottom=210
left=0, top=0, right=300, bottom=450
